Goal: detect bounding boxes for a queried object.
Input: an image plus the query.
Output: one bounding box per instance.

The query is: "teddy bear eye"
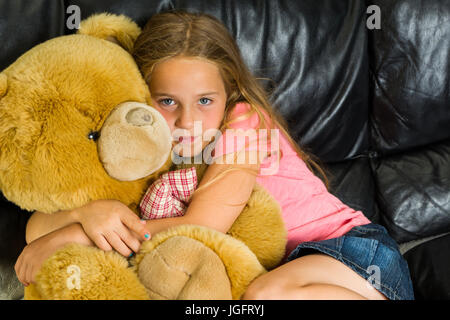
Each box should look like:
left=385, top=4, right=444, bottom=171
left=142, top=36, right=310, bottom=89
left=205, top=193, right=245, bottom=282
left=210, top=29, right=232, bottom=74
left=88, top=130, right=100, bottom=141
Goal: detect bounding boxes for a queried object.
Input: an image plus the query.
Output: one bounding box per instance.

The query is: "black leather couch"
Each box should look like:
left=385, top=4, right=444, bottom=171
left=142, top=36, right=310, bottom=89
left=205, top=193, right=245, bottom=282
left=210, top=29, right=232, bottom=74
left=1, top=0, right=449, bottom=300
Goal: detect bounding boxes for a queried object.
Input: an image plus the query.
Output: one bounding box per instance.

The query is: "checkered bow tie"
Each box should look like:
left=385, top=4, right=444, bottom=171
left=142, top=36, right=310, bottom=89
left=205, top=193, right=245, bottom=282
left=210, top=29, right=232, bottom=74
left=139, top=167, right=198, bottom=220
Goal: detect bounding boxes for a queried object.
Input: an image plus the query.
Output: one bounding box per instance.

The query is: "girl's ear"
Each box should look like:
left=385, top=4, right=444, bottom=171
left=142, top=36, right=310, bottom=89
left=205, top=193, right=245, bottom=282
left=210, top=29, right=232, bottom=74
left=0, top=73, right=7, bottom=99
left=77, top=13, right=141, bottom=53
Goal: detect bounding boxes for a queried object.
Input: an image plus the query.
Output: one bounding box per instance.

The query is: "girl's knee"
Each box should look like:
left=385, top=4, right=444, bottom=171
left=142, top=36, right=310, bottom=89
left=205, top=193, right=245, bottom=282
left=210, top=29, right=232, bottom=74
left=242, top=275, right=289, bottom=300
left=242, top=279, right=270, bottom=300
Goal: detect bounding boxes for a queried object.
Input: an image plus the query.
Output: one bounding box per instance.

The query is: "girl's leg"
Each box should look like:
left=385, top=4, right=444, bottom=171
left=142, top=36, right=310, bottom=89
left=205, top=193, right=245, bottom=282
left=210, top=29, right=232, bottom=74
left=242, top=253, right=387, bottom=300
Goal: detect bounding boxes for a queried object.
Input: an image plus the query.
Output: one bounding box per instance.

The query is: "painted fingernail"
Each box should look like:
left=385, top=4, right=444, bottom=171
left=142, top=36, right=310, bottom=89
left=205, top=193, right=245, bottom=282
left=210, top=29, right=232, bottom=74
left=144, top=233, right=150, bottom=240
left=128, top=253, right=134, bottom=258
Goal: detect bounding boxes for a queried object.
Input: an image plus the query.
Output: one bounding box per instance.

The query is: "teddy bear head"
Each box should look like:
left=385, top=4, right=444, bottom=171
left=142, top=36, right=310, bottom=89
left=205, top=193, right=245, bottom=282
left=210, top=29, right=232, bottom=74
left=0, top=14, right=173, bottom=214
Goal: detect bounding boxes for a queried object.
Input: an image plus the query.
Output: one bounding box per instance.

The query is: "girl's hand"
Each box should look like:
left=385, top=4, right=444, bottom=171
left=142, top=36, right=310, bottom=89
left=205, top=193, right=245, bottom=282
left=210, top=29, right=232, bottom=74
left=72, top=199, right=150, bottom=257
left=14, top=224, right=92, bottom=286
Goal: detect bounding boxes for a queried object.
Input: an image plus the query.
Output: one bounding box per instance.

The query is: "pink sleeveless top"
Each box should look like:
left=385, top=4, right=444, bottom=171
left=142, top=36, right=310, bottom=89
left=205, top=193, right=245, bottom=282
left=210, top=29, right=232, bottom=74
left=211, top=103, right=371, bottom=255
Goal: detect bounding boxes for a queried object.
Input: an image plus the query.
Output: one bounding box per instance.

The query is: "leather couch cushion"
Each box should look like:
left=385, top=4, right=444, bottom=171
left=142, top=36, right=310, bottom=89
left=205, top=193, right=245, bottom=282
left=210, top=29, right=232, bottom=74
left=0, top=0, right=65, bottom=70
left=326, top=158, right=380, bottom=223
left=368, top=0, right=450, bottom=244
left=404, top=233, right=450, bottom=299
left=372, top=140, right=450, bottom=243
left=369, top=0, right=450, bottom=155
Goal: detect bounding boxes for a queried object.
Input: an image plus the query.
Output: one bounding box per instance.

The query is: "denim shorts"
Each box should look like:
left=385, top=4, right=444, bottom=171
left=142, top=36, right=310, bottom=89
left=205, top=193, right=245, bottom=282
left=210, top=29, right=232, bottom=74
left=287, top=223, right=414, bottom=300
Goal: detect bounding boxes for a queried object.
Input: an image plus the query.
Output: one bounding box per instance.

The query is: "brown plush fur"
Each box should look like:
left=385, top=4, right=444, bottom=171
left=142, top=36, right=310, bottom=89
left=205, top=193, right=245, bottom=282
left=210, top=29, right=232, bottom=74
left=78, top=13, right=141, bottom=53
left=0, top=72, right=6, bottom=98
left=134, top=224, right=268, bottom=300
left=137, top=236, right=233, bottom=299
left=0, top=13, right=287, bottom=300
left=25, top=243, right=149, bottom=300
left=0, top=29, right=162, bottom=214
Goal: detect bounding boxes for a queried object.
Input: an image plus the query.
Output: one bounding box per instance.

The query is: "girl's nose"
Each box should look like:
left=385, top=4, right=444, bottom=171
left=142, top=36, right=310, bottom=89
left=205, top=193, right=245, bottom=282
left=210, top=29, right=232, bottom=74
left=175, top=108, right=194, bottom=130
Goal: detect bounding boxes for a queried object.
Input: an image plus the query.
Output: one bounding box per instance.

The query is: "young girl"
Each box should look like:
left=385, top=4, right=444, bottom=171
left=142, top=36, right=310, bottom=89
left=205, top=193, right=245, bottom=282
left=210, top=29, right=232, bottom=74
left=17, top=11, right=414, bottom=300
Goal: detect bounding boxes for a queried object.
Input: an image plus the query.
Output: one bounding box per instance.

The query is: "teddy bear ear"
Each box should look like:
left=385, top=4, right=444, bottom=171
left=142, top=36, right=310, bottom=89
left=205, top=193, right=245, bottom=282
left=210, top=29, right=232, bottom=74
left=0, top=72, right=7, bottom=99
left=77, top=13, right=141, bottom=53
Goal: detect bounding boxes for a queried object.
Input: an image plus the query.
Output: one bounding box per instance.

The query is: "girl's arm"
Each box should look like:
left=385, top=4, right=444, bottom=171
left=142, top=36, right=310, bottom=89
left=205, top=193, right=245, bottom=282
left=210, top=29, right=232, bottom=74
left=26, top=209, right=79, bottom=244
left=15, top=223, right=94, bottom=286
left=26, top=200, right=149, bottom=257
left=143, top=151, right=260, bottom=236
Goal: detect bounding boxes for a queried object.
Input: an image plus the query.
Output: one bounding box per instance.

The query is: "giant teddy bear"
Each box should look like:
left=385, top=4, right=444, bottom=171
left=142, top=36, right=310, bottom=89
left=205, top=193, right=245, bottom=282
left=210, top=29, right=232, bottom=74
left=0, top=13, right=286, bottom=300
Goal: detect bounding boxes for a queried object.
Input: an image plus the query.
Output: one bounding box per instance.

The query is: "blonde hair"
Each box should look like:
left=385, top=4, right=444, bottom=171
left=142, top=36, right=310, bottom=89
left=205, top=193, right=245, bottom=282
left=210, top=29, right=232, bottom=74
left=133, top=11, right=329, bottom=193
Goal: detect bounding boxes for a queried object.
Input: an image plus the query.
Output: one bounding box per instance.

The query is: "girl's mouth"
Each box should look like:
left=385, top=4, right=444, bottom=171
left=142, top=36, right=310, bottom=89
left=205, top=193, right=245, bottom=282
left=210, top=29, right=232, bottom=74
left=178, top=136, right=198, bottom=144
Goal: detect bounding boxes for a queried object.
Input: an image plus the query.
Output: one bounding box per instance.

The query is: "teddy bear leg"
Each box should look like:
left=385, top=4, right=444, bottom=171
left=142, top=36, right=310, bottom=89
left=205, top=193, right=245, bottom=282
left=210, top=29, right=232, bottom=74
left=25, top=243, right=149, bottom=300
left=137, top=236, right=232, bottom=300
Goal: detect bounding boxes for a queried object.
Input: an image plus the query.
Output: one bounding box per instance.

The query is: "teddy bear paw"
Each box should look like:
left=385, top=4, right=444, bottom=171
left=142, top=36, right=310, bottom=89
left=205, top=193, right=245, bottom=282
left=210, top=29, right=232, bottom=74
left=137, top=236, right=232, bottom=300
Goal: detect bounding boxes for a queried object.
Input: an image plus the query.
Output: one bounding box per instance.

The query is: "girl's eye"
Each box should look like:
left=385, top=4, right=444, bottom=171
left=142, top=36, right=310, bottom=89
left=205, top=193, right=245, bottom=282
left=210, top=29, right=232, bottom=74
left=160, top=98, right=175, bottom=107
left=199, top=98, right=212, bottom=106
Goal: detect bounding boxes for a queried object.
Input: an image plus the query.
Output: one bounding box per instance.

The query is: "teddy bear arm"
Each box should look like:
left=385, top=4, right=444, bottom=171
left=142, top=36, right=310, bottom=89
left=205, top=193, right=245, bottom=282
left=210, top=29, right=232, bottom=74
left=227, top=183, right=287, bottom=270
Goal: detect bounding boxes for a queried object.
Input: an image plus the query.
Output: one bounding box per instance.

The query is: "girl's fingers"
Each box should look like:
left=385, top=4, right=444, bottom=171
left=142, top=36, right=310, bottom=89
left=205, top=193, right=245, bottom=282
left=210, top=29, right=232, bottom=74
left=104, top=231, right=133, bottom=258
left=93, top=234, right=113, bottom=252
left=26, top=263, right=34, bottom=285
left=21, top=263, right=30, bottom=287
left=15, top=257, right=27, bottom=286
left=116, top=225, right=141, bottom=254
left=122, top=215, right=150, bottom=241
left=14, top=255, right=22, bottom=279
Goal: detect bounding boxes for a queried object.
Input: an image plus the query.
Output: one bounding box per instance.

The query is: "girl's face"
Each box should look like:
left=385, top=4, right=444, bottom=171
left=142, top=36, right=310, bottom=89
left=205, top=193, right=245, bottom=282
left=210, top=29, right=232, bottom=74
left=149, top=56, right=227, bottom=157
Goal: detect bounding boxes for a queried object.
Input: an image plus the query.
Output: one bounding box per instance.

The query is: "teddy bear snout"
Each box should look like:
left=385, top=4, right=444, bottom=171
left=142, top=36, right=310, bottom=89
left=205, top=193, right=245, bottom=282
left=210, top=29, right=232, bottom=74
left=125, top=107, right=154, bottom=126
left=97, top=101, right=173, bottom=181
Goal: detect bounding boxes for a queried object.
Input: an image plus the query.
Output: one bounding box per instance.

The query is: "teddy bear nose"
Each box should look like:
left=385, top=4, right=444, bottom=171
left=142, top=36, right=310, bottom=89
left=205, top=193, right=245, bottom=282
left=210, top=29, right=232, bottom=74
left=125, top=107, right=154, bottom=126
